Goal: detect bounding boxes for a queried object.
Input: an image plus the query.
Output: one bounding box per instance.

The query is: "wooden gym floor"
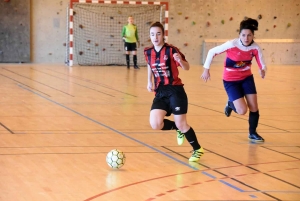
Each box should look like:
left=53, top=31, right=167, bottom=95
left=0, top=63, right=299, bottom=201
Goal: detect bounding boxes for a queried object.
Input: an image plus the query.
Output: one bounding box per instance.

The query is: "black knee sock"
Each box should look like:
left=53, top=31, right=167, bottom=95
left=228, top=101, right=237, bottom=113
left=161, top=119, right=178, bottom=130
left=184, top=127, right=201, bottom=150
left=249, top=110, right=259, bottom=134
left=126, top=54, right=130, bottom=67
left=133, top=55, right=137, bottom=66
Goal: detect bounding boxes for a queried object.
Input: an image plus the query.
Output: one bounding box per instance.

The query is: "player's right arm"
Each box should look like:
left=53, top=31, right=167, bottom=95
left=201, top=40, right=232, bottom=82
left=121, top=26, right=126, bottom=40
left=200, top=69, right=211, bottom=82
left=147, top=64, right=154, bottom=92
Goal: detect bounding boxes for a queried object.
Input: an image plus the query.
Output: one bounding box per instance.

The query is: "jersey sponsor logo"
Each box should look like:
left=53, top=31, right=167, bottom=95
left=234, top=61, right=246, bottom=68
left=152, top=63, right=166, bottom=67
left=164, top=55, right=168, bottom=60
left=226, top=57, right=252, bottom=69
left=151, top=62, right=170, bottom=77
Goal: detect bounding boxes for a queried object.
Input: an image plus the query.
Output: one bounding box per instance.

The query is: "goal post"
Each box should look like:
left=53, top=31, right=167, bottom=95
left=66, top=0, right=169, bottom=67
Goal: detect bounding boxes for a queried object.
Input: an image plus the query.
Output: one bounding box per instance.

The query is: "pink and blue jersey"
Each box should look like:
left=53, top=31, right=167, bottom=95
left=203, top=39, right=266, bottom=81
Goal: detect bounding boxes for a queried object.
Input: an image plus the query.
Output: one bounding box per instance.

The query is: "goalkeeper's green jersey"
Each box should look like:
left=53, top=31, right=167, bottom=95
left=121, top=24, right=139, bottom=43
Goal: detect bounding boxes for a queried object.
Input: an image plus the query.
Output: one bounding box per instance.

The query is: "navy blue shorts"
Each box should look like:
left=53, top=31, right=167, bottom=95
left=223, top=75, right=257, bottom=102
left=151, top=85, right=188, bottom=116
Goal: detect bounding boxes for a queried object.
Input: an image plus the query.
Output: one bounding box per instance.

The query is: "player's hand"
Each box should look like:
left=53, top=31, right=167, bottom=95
left=259, top=69, right=266, bottom=79
left=122, top=37, right=126, bottom=42
left=173, top=53, right=182, bottom=63
left=147, top=82, right=154, bottom=92
left=201, top=69, right=211, bottom=82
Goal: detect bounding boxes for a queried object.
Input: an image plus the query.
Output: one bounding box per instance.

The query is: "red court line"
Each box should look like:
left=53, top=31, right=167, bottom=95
left=269, top=170, right=280, bottom=172
left=235, top=174, right=247, bottom=176
left=83, top=170, right=198, bottom=201
left=84, top=159, right=300, bottom=200
left=285, top=168, right=299, bottom=170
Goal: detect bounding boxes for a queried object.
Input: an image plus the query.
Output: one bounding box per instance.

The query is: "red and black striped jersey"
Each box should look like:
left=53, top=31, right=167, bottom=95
left=144, top=43, right=186, bottom=89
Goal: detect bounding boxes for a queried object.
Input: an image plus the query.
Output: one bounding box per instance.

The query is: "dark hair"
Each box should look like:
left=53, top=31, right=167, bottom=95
left=150, top=21, right=164, bottom=35
left=239, top=18, right=258, bottom=33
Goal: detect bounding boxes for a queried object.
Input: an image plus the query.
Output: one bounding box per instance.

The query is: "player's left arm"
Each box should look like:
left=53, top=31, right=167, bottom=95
left=135, top=25, right=139, bottom=41
left=173, top=53, right=189, bottom=70
left=135, top=26, right=140, bottom=47
left=172, top=49, right=189, bottom=70
left=254, top=46, right=267, bottom=79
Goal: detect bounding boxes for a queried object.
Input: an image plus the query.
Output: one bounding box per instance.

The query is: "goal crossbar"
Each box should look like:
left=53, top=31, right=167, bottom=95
left=66, top=0, right=169, bottom=66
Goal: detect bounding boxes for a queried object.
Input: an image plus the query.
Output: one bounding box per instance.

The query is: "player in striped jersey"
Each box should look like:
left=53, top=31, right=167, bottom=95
left=201, top=18, right=267, bottom=142
left=144, top=22, right=204, bottom=162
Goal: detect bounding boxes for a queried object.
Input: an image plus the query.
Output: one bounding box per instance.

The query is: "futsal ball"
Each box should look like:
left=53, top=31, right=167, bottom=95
left=106, top=149, right=126, bottom=169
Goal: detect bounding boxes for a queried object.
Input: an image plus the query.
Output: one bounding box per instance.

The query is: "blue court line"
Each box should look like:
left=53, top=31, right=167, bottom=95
left=245, top=190, right=300, bottom=193
left=202, top=171, right=216, bottom=179
left=249, top=195, right=257, bottom=198
left=18, top=84, right=198, bottom=170
left=219, top=180, right=244, bottom=192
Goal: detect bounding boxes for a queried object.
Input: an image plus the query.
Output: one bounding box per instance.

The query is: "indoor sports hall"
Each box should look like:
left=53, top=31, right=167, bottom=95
left=0, top=0, right=299, bottom=201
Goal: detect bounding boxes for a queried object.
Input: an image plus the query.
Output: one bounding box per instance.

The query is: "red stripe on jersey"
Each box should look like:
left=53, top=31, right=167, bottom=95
left=144, top=43, right=184, bottom=88
left=159, top=47, right=169, bottom=85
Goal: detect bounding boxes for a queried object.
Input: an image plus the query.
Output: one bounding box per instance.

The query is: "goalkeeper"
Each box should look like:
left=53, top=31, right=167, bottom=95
left=121, top=16, right=140, bottom=69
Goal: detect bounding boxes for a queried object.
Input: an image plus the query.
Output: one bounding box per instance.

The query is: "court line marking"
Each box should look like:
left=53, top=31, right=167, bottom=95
left=0, top=122, right=14, bottom=134
left=189, top=102, right=290, bottom=132
left=17, top=84, right=298, bottom=201
left=3, top=68, right=74, bottom=97
left=0, top=73, right=51, bottom=97
left=30, top=68, right=115, bottom=97
left=219, top=180, right=244, bottom=192
left=261, top=146, right=300, bottom=160
left=17, top=84, right=198, bottom=170
left=43, top=68, right=138, bottom=97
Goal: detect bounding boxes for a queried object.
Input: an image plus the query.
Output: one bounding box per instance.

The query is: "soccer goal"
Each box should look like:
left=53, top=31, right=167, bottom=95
left=65, top=0, right=169, bottom=67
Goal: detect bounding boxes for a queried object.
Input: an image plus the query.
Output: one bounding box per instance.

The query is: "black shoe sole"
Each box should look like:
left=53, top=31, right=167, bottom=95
left=249, top=138, right=265, bottom=143
left=224, top=106, right=232, bottom=117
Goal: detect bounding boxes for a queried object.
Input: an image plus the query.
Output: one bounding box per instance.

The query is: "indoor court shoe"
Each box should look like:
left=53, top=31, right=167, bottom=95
left=249, top=132, right=265, bottom=142
left=176, top=130, right=185, bottom=145
left=224, top=101, right=233, bottom=117
left=189, top=147, right=204, bottom=162
left=134, top=65, right=140, bottom=69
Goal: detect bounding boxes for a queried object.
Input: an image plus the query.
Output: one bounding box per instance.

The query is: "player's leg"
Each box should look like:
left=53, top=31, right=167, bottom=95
left=232, top=98, right=248, bottom=115
left=243, top=75, right=264, bottom=142
left=124, top=42, right=130, bottom=69
left=150, top=94, right=177, bottom=130
left=223, top=80, right=248, bottom=116
left=132, top=43, right=139, bottom=69
left=174, top=114, right=204, bottom=162
left=171, top=86, right=203, bottom=162
left=149, top=109, right=167, bottom=130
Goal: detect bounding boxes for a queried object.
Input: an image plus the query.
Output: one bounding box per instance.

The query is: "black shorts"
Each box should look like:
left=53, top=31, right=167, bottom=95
left=124, top=42, right=137, bottom=51
left=223, top=75, right=257, bottom=101
left=151, top=85, right=188, bottom=116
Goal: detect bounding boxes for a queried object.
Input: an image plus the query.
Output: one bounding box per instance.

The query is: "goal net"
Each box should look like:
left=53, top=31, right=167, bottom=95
left=66, top=1, right=168, bottom=66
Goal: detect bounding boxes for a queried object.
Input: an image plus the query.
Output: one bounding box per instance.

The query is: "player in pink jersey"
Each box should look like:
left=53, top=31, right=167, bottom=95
left=201, top=18, right=266, bottom=142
